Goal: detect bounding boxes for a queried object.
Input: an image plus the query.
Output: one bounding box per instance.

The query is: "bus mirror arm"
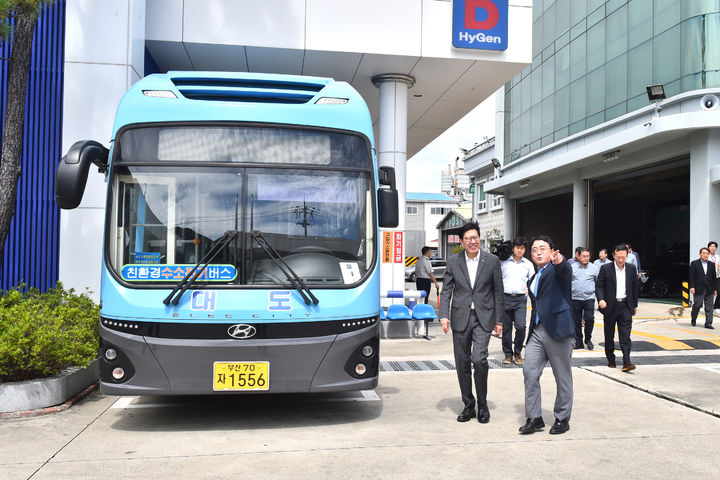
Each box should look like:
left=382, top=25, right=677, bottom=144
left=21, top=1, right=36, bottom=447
left=377, top=166, right=398, bottom=228
left=378, top=166, right=396, bottom=189
left=55, top=140, right=109, bottom=210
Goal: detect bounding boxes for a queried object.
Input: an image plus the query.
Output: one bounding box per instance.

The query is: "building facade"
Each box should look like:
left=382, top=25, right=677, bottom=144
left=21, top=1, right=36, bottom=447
left=0, top=1, right=533, bottom=297
left=405, top=192, right=459, bottom=256
left=486, top=0, right=720, bottom=296
left=463, top=137, right=506, bottom=249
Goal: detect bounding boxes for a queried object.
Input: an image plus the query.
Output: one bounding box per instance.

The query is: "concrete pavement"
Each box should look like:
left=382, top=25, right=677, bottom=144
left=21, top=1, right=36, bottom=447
left=2, top=298, right=720, bottom=479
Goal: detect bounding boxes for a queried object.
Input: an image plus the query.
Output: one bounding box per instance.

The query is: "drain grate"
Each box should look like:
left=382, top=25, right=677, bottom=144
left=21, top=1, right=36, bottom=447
left=380, top=360, right=457, bottom=372
left=380, top=358, right=509, bottom=372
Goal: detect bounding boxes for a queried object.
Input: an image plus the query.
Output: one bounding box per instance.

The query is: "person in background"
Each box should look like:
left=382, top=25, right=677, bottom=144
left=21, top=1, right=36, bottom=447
left=596, top=244, right=639, bottom=373
left=567, top=246, right=582, bottom=266
left=571, top=247, right=599, bottom=350
left=626, top=243, right=642, bottom=279
left=708, top=241, right=720, bottom=314
left=593, top=248, right=611, bottom=267
left=501, top=236, right=535, bottom=365
left=689, top=247, right=717, bottom=329
left=415, top=246, right=439, bottom=305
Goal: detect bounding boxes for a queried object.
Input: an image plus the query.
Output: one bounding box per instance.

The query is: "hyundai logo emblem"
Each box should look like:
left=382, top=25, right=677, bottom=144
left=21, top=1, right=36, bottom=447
left=227, top=324, right=256, bottom=339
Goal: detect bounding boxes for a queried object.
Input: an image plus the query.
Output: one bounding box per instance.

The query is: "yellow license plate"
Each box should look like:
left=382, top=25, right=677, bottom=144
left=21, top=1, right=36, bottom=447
left=213, top=361, right=269, bottom=391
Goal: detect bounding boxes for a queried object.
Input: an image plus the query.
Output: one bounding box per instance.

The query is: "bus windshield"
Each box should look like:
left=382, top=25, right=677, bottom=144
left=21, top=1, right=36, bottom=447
left=107, top=126, right=375, bottom=287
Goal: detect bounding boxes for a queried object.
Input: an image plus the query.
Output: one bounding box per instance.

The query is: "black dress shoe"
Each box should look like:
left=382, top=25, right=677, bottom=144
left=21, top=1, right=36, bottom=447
left=549, top=418, right=570, bottom=434
left=518, top=417, right=545, bottom=434
left=456, top=410, right=476, bottom=422
left=705, top=324, right=715, bottom=329
left=585, top=340, right=594, bottom=350
left=477, top=411, right=490, bottom=423
left=691, top=320, right=696, bottom=326
left=608, top=361, right=616, bottom=368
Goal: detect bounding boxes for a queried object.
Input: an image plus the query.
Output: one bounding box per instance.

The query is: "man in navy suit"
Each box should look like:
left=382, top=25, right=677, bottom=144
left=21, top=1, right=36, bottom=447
left=519, top=235, right=575, bottom=436
left=596, top=244, right=639, bottom=372
left=689, top=247, right=717, bottom=329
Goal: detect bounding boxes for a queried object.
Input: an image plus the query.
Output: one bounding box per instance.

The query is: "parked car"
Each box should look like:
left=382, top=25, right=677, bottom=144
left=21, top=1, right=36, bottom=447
left=639, top=245, right=689, bottom=298
left=405, top=259, right=446, bottom=282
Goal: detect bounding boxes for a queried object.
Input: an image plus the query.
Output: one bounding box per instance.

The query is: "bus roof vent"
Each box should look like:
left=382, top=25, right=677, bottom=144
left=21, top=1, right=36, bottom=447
left=170, top=76, right=327, bottom=104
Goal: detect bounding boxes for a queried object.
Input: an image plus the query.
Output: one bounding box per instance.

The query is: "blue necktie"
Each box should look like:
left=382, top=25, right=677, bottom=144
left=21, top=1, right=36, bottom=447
left=533, top=267, right=544, bottom=324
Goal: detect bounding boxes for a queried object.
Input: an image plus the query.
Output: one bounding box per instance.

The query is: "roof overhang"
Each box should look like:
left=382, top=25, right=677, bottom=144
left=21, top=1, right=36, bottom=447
left=144, top=1, right=532, bottom=158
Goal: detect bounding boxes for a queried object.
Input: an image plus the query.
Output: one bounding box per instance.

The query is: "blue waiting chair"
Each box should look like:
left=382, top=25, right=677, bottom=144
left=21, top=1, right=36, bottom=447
left=386, top=304, right=412, bottom=320
left=379, top=309, right=387, bottom=320
left=412, top=304, right=438, bottom=320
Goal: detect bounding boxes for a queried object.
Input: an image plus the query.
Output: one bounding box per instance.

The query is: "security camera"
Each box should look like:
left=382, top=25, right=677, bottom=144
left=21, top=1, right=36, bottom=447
left=701, top=94, right=719, bottom=110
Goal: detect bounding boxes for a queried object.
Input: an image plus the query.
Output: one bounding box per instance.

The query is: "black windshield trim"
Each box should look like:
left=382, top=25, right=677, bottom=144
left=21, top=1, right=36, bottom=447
left=110, top=121, right=374, bottom=169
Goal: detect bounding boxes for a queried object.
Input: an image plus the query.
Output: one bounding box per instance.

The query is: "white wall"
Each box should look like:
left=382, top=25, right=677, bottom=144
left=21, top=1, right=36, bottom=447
left=59, top=0, right=145, bottom=300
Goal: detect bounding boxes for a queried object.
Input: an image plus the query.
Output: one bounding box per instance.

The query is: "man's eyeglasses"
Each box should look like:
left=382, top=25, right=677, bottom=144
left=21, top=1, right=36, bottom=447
left=463, top=236, right=480, bottom=243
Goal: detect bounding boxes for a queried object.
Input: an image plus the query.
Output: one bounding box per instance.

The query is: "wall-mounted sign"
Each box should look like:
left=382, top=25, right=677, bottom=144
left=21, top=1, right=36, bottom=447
left=382, top=231, right=404, bottom=264
left=452, top=0, right=508, bottom=51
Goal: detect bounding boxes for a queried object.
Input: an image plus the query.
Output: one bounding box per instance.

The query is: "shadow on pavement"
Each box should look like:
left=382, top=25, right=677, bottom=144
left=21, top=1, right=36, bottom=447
left=108, top=391, right=383, bottom=432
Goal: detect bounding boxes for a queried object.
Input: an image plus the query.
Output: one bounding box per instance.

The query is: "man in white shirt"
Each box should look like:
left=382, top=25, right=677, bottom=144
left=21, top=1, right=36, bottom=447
left=415, top=246, right=439, bottom=305
left=595, top=244, right=639, bottom=372
left=689, top=246, right=717, bottom=328
left=439, top=222, right=504, bottom=424
left=708, top=241, right=720, bottom=313
left=501, top=237, right=535, bottom=365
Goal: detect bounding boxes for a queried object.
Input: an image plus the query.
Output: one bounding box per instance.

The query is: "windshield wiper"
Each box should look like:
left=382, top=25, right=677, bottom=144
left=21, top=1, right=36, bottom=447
left=250, top=231, right=319, bottom=305
left=163, top=230, right=239, bottom=305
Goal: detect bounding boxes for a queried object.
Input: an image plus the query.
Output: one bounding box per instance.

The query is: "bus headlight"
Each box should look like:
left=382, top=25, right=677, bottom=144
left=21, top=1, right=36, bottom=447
left=361, top=345, right=374, bottom=357
left=354, top=363, right=367, bottom=376
left=105, top=348, right=118, bottom=361
left=112, top=367, right=125, bottom=380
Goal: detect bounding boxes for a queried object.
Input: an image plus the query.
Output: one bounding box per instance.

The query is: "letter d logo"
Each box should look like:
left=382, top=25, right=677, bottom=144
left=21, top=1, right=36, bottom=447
left=465, top=0, right=499, bottom=30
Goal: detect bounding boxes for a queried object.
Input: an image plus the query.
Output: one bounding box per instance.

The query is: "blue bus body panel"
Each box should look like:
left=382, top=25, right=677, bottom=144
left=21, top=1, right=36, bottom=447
left=98, top=72, right=382, bottom=395
left=100, top=269, right=381, bottom=322
left=110, top=72, right=374, bottom=150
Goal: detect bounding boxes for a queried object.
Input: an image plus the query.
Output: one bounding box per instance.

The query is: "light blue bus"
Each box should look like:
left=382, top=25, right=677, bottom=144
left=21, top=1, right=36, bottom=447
left=56, top=72, right=398, bottom=395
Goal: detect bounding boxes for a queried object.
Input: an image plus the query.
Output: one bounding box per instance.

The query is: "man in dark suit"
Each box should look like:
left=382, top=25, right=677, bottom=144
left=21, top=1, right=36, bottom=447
left=519, top=235, right=575, bottom=436
left=440, top=222, right=503, bottom=424
left=596, top=244, right=639, bottom=372
left=689, top=247, right=717, bottom=329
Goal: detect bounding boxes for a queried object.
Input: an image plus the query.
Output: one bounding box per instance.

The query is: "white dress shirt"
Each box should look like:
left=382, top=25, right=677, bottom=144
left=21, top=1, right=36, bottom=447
left=465, top=252, right=480, bottom=308
left=615, top=262, right=626, bottom=300
left=502, top=256, right=534, bottom=294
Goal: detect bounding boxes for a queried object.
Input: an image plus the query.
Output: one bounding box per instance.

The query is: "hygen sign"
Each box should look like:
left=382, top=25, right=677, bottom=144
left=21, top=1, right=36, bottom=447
left=452, top=0, right=508, bottom=51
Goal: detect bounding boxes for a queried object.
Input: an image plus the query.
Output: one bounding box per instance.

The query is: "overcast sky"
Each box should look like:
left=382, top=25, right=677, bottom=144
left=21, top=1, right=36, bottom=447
left=406, top=94, right=496, bottom=193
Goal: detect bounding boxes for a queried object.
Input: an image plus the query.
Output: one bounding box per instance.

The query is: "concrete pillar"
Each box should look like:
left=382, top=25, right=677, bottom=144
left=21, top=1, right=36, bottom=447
left=372, top=74, right=415, bottom=304
left=689, top=129, right=720, bottom=260
left=572, top=173, right=587, bottom=251
left=503, top=197, right=514, bottom=240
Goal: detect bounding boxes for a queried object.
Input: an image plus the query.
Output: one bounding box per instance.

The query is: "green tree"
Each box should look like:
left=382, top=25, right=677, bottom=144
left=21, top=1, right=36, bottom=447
left=0, top=1, right=50, bottom=267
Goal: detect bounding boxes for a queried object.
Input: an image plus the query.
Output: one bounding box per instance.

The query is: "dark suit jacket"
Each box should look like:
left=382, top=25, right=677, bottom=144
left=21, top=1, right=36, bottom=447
left=439, top=249, right=504, bottom=332
left=689, top=259, right=717, bottom=295
left=595, top=262, right=639, bottom=315
left=527, top=259, right=574, bottom=340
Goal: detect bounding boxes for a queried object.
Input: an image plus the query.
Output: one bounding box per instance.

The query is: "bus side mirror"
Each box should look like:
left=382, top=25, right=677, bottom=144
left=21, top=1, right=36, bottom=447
left=378, top=166, right=398, bottom=228
left=55, top=140, right=109, bottom=210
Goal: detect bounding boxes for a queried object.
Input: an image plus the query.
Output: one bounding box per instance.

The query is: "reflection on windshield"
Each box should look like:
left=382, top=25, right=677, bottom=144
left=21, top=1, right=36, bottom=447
left=109, top=167, right=374, bottom=287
